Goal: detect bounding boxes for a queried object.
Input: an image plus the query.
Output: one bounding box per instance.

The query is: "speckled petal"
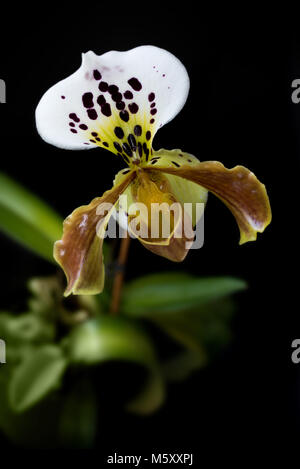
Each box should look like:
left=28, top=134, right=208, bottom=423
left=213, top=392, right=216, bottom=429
left=146, top=149, right=271, bottom=244
left=54, top=171, right=134, bottom=296
left=36, top=46, right=189, bottom=165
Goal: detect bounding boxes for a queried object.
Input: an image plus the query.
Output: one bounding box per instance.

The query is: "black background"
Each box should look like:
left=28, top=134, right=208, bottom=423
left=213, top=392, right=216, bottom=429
left=0, top=11, right=298, bottom=458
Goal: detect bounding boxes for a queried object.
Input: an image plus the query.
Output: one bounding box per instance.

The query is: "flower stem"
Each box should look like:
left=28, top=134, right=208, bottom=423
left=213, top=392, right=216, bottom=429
left=110, top=235, right=131, bottom=315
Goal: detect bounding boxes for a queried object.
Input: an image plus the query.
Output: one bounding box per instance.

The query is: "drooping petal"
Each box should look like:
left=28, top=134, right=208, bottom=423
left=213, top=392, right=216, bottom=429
left=36, top=46, right=189, bottom=166
left=145, top=149, right=271, bottom=244
left=54, top=171, right=134, bottom=296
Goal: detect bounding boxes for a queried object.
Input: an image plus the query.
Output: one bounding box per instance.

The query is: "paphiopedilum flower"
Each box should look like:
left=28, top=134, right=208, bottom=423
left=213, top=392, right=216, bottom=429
left=35, top=46, right=271, bottom=296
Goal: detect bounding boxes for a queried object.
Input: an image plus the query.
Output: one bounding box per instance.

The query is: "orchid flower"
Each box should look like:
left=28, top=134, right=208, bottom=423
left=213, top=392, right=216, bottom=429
left=35, top=46, right=271, bottom=296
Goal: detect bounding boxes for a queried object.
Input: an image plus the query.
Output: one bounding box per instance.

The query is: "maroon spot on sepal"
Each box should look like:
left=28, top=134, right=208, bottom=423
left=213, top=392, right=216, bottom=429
left=116, top=101, right=125, bottom=110
left=82, top=92, right=94, bottom=108
left=128, top=134, right=137, bottom=151
left=101, top=103, right=112, bottom=117
left=128, top=77, right=142, bottom=91
left=93, top=70, right=102, bottom=80
left=128, top=103, right=139, bottom=114
left=97, top=95, right=106, bottom=106
left=143, top=143, right=149, bottom=159
left=79, top=124, right=88, bottom=130
left=114, top=127, right=124, bottom=139
left=99, top=81, right=108, bottom=92
left=138, top=142, right=143, bottom=158
left=114, top=142, right=122, bottom=152
left=124, top=90, right=133, bottom=99
left=122, top=142, right=133, bottom=157
left=87, top=109, right=98, bottom=120
left=69, top=113, right=80, bottom=122
left=111, top=92, right=123, bottom=103
left=134, top=125, right=142, bottom=136
left=108, top=85, right=119, bottom=94
left=119, top=110, right=129, bottom=122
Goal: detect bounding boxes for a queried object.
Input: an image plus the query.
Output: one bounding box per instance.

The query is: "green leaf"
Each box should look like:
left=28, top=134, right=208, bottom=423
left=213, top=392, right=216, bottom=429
left=162, top=349, right=207, bottom=382
left=122, top=273, right=247, bottom=315
left=65, top=316, right=165, bottom=414
left=0, top=312, right=55, bottom=345
left=9, top=344, right=68, bottom=412
left=27, top=276, right=64, bottom=316
left=58, top=380, right=98, bottom=449
left=126, top=367, right=165, bottom=415
left=65, top=316, right=156, bottom=366
left=150, top=297, right=235, bottom=353
left=0, top=172, right=63, bottom=262
left=0, top=367, right=62, bottom=448
left=27, top=275, right=102, bottom=324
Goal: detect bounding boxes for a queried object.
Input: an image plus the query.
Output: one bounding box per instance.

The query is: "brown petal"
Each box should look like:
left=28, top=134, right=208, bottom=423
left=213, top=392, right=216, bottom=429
left=54, top=172, right=134, bottom=296
left=147, top=161, right=271, bottom=244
